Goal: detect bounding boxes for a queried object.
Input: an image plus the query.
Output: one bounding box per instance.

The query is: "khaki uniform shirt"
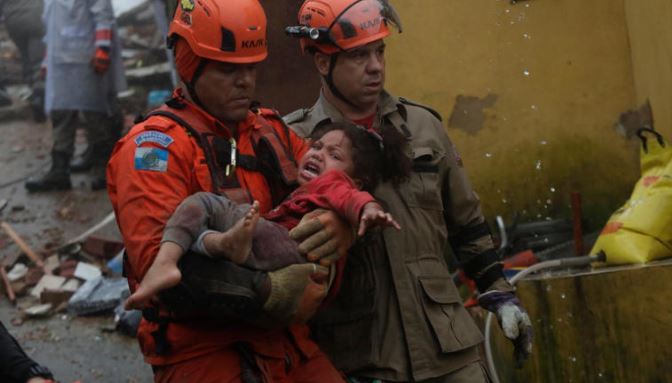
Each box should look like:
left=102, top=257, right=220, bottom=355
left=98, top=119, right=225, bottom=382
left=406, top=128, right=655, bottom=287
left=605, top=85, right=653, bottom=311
left=286, top=91, right=494, bottom=382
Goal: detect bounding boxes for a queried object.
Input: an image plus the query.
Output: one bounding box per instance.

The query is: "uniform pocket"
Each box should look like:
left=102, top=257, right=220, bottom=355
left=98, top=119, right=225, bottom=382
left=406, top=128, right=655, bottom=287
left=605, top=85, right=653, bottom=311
left=403, top=146, right=444, bottom=211
left=418, top=276, right=483, bottom=353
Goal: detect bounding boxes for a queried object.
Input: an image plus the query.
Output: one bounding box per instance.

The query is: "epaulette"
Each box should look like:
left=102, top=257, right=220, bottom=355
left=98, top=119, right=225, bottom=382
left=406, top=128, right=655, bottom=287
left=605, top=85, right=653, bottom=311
left=398, top=97, right=443, bottom=122
left=283, top=108, right=309, bottom=125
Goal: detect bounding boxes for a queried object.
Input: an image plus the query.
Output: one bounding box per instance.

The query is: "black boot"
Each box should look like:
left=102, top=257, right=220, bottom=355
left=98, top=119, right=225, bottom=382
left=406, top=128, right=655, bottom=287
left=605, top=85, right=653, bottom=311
left=89, top=142, right=113, bottom=191
left=90, top=172, right=107, bottom=191
left=25, top=151, right=72, bottom=192
left=70, top=145, right=93, bottom=173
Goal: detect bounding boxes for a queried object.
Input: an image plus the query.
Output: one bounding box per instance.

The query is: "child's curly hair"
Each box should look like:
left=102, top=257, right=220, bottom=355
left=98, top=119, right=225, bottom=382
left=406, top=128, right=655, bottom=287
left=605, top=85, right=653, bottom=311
left=309, top=121, right=411, bottom=191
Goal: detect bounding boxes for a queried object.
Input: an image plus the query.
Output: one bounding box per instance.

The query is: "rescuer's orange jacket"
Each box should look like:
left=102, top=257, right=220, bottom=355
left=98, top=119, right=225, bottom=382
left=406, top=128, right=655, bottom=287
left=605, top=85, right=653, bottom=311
left=107, top=90, right=313, bottom=367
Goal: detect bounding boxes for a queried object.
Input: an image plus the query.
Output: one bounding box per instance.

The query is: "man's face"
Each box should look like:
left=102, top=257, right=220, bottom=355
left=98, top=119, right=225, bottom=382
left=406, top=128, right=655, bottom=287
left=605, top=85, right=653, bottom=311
left=329, top=40, right=386, bottom=109
left=297, top=130, right=355, bottom=185
left=194, top=61, right=256, bottom=123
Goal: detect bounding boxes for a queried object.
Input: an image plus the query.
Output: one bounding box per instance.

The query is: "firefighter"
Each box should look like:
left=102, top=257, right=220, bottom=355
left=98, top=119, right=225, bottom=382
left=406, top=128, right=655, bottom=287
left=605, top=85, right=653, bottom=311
left=107, top=0, right=350, bottom=381
left=284, top=1, right=534, bottom=381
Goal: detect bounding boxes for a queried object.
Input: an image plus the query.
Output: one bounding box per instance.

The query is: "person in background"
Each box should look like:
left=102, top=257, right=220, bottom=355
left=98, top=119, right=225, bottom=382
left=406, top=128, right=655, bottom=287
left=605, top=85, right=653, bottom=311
left=25, top=0, right=126, bottom=192
left=0, top=321, right=55, bottom=383
left=0, top=0, right=46, bottom=122
left=285, top=0, right=534, bottom=381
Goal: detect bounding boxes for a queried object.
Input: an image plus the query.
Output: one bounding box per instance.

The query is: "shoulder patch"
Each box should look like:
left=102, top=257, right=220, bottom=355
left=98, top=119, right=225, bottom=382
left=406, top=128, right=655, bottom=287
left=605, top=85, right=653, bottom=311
left=399, top=97, right=443, bottom=122
left=134, top=147, right=168, bottom=172
left=283, top=108, right=308, bottom=125
left=134, top=131, right=174, bottom=148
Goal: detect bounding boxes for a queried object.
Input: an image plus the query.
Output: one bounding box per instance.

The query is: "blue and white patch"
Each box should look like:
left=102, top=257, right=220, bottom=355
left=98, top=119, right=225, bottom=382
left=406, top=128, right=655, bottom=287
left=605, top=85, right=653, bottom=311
left=134, top=147, right=168, bottom=172
left=134, top=131, right=174, bottom=148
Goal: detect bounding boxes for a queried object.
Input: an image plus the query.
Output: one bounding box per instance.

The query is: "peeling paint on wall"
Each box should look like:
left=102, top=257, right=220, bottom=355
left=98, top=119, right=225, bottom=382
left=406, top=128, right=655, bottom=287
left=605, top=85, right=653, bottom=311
left=448, top=94, right=498, bottom=135
left=615, top=101, right=653, bottom=138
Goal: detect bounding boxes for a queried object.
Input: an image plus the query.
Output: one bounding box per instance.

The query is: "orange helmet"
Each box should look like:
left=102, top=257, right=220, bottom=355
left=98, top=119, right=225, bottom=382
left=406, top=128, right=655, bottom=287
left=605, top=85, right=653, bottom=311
left=287, top=0, right=402, bottom=54
left=169, top=0, right=267, bottom=64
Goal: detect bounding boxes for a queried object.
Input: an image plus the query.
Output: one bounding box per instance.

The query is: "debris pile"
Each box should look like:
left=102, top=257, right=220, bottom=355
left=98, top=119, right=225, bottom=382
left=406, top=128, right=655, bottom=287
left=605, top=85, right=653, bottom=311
left=0, top=222, right=140, bottom=336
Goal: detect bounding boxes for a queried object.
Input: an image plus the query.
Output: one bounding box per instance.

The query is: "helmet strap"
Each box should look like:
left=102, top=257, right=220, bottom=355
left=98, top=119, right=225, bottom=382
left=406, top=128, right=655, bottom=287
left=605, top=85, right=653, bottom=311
left=325, top=53, right=358, bottom=108
left=185, top=58, right=213, bottom=114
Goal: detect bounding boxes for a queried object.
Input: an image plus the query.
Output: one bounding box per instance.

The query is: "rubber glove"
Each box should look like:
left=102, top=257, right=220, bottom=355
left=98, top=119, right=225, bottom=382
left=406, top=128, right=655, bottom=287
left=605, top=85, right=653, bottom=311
left=289, top=209, right=354, bottom=266
left=478, top=278, right=533, bottom=368
left=263, top=263, right=329, bottom=324
left=92, top=47, right=111, bottom=74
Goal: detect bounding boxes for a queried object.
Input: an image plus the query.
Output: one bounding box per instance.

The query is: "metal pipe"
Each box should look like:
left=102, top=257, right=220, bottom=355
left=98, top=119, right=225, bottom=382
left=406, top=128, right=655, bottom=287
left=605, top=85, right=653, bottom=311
left=65, top=211, right=116, bottom=245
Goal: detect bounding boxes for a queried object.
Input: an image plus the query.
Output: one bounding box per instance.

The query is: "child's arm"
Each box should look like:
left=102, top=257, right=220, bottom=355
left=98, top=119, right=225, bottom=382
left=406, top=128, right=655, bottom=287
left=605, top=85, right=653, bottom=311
left=299, top=170, right=377, bottom=227
left=357, top=202, right=401, bottom=237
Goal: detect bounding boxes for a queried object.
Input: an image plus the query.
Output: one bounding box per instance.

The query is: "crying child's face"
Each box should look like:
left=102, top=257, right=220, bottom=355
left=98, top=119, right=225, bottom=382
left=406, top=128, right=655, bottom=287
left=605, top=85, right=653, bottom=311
left=297, top=130, right=355, bottom=185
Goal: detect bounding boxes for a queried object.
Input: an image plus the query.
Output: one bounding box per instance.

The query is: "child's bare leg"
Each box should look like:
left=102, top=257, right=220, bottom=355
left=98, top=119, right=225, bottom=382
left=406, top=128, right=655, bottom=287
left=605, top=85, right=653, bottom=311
left=125, top=242, right=183, bottom=310
left=202, top=201, right=260, bottom=264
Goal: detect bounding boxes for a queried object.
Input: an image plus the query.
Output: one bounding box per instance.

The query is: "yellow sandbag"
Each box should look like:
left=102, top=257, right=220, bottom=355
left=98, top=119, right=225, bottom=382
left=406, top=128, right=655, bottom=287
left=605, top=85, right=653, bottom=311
left=591, top=128, right=672, bottom=264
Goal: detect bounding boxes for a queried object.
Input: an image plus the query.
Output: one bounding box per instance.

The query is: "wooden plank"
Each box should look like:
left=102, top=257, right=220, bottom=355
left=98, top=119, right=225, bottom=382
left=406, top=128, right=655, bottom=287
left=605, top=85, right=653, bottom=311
left=0, top=222, right=44, bottom=268
left=0, top=267, right=16, bottom=304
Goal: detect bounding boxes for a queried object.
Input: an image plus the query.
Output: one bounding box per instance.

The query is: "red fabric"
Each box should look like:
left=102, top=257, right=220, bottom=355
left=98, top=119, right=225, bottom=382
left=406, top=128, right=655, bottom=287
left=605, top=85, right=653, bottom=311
left=265, top=170, right=375, bottom=229
left=107, top=88, right=310, bottom=367
left=352, top=113, right=376, bottom=130
left=95, top=29, right=112, bottom=42
left=174, top=38, right=202, bottom=83
left=92, top=47, right=111, bottom=74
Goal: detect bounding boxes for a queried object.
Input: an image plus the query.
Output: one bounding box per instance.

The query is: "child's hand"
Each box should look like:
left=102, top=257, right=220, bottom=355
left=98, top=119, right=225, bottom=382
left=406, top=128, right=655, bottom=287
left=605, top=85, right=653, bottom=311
left=358, top=202, right=401, bottom=237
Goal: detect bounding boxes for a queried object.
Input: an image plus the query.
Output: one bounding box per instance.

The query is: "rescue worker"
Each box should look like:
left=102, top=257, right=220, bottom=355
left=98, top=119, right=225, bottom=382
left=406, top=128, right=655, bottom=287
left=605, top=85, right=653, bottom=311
left=0, top=0, right=46, bottom=121
left=284, top=1, right=534, bottom=381
left=107, top=0, right=352, bottom=381
left=25, top=0, right=126, bottom=192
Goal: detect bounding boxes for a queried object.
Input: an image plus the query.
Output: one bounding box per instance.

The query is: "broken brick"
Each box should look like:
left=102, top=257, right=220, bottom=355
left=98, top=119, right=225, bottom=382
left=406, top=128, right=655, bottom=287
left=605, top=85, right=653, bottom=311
left=82, top=236, right=124, bottom=260
left=24, top=267, right=45, bottom=286
left=58, top=259, right=78, bottom=279
left=31, top=275, right=66, bottom=298
left=44, top=255, right=60, bottom=275
left=40, top=288, right=75, bottom=306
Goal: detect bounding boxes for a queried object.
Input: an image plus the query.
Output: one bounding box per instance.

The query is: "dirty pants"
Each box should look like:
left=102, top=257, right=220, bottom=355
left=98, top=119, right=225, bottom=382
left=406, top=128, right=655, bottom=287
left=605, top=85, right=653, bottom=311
left=51, top=108, right=121, bottom=159
left=163, top=192, right=304, bottom=271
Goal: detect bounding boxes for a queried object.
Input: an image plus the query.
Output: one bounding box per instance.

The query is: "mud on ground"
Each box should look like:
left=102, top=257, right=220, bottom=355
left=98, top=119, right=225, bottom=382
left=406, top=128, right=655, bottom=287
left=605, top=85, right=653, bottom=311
left=0, top=117, right=153, bottom=382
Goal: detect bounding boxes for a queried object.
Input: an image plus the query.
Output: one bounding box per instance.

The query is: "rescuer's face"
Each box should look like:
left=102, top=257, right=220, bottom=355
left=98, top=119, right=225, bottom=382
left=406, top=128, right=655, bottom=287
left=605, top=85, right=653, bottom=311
left=195, top=61, right=256, bottom=123
left=323, top=39, right=386, bottom=108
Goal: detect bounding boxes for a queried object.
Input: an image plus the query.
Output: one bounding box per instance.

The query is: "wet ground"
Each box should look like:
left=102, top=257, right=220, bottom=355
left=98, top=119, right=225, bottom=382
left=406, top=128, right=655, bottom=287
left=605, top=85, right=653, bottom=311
left=0, top=107, right=153, bottom=381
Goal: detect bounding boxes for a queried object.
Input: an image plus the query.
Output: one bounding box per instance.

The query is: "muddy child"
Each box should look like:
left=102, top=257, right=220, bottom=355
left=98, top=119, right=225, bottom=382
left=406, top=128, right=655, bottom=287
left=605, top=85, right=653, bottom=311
left=125, top=121, right=411, bottom=309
